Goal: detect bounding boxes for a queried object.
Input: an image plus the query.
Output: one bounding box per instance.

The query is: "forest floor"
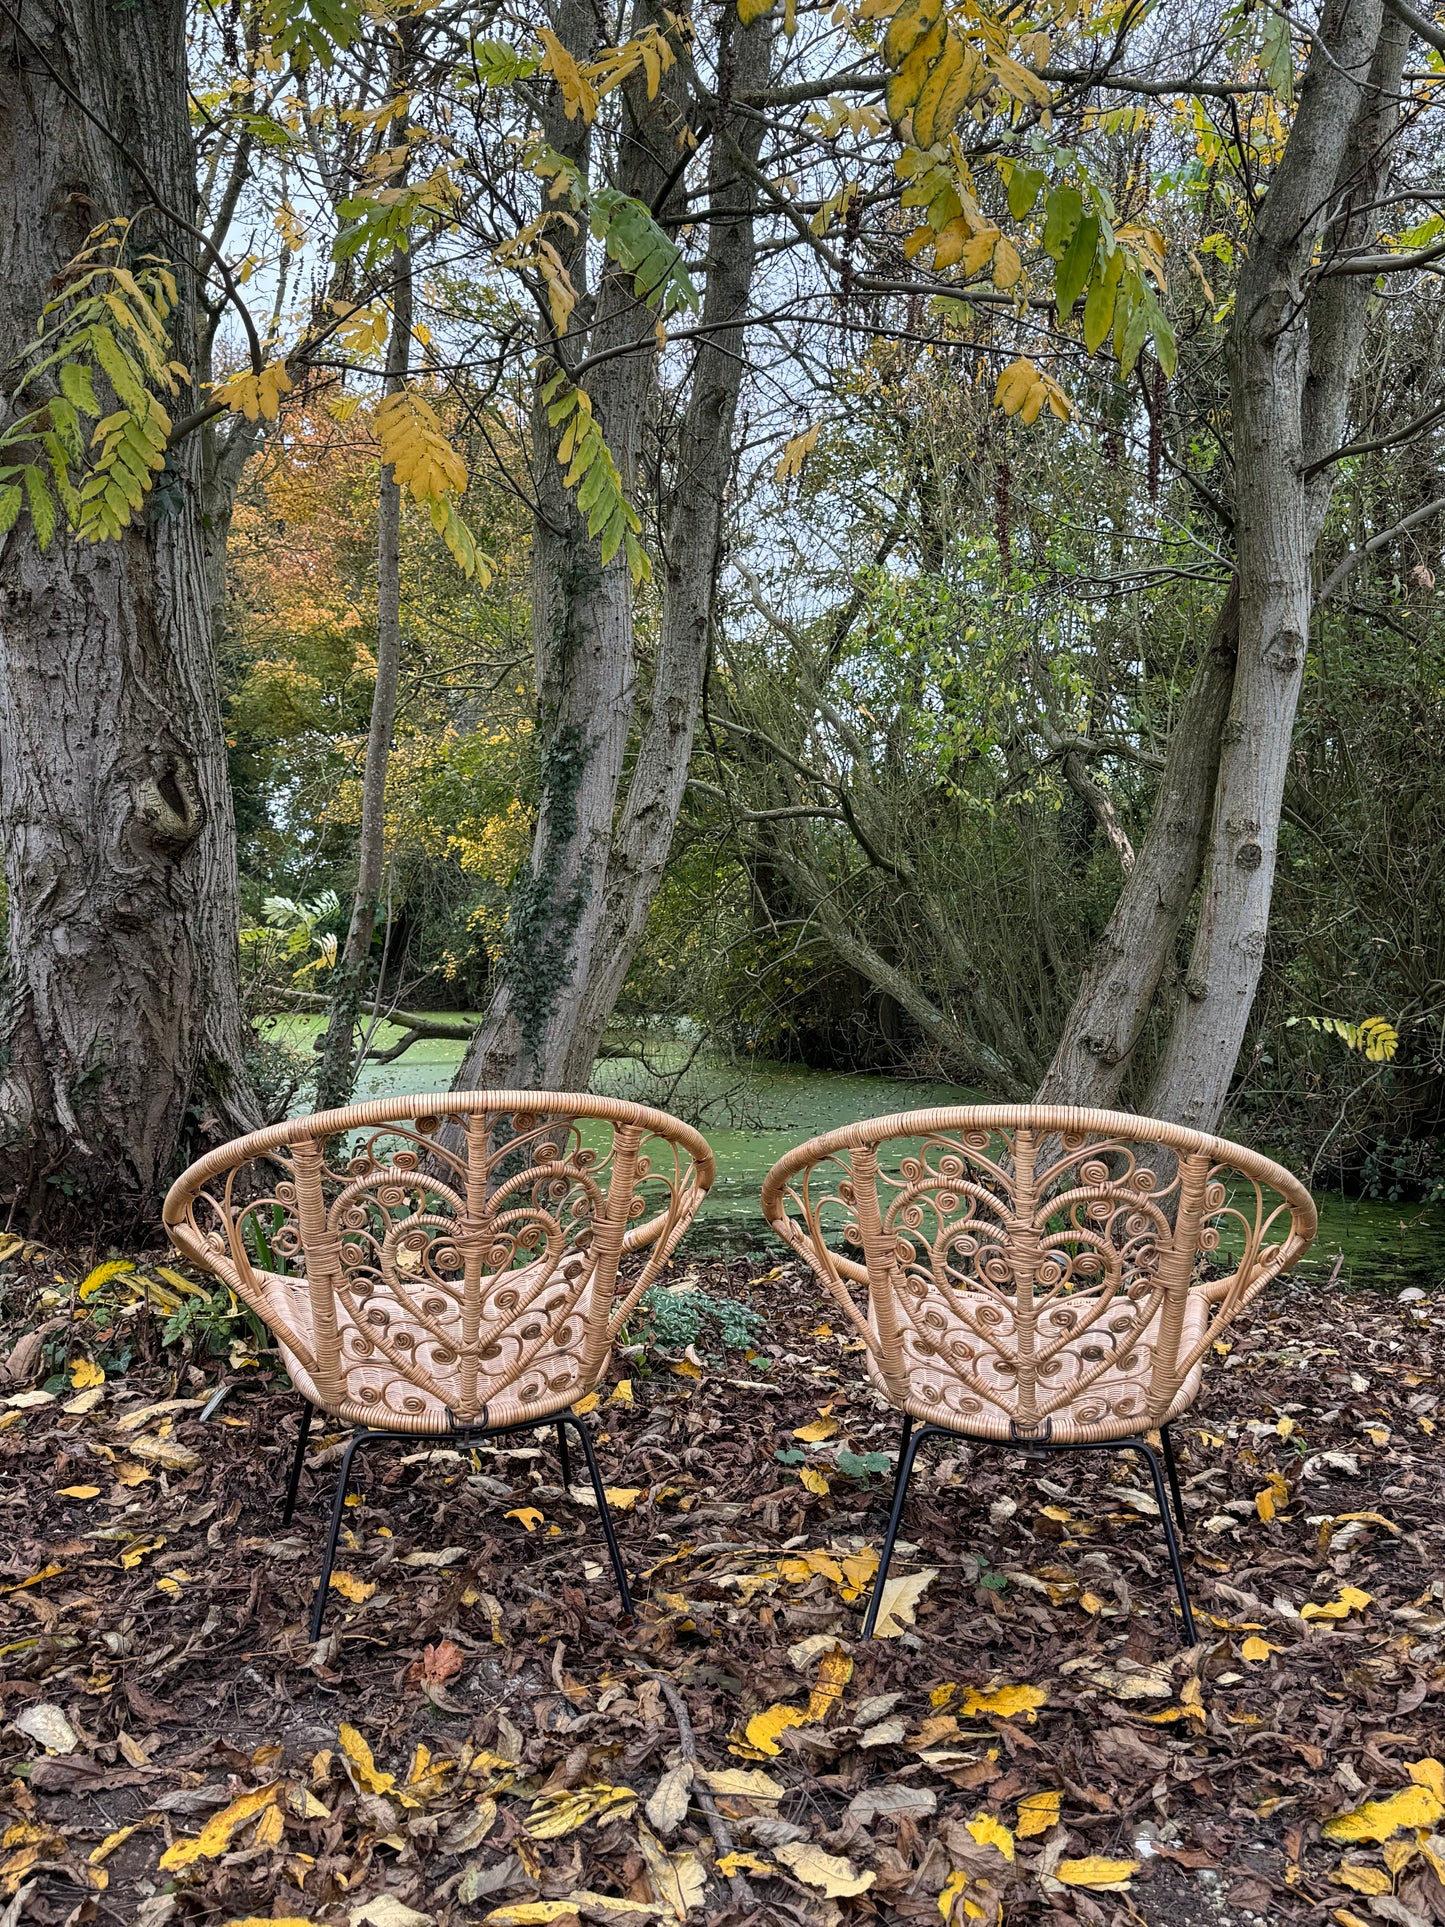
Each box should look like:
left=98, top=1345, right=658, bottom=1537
left=0, top=1249, right=1443, bottom=1927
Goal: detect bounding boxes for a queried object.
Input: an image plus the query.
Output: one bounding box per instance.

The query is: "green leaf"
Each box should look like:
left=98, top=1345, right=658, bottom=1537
left=0, top=484, right=23, bottom=536
left=1082, top=249, right=1123, bottom=354
left=1007, top=164, right=1046, bottom=222
left=471, top=38, right=540, bottom=85
left=59, top=360, right=100, bottom=417
left=1054, top=214, right=1099, bottom=315
left=1042, top=185, right=1082, bottom=261
left=22, top=464, right=57, bottom=547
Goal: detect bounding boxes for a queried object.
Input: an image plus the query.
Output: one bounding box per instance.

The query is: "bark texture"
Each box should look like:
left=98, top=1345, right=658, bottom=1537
left=0, top=0, right=257, bottom=1229
left=451, top=0, right=773, bottom=1095
left=1145, top=0, right=1407, bottom=1129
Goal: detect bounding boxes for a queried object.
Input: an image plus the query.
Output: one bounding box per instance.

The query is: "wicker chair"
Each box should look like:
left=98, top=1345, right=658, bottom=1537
left=164, top=1092, right=714, bottom=1639
left=761, top=1105, right=1316, bottom=1645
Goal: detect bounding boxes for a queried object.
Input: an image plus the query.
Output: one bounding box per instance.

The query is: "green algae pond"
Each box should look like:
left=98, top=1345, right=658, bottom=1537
left=260, top=1014, right=1445, bottom=1291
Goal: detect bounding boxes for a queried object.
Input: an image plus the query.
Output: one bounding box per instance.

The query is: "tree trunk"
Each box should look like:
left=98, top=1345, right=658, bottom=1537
left=0, top=0, right=257, bottom=1231
left=314, top=265, right=413, bottom=1111
left=1145, top=0, right=1406, bottom=1131
left=1036, top=582, right=1239, bottom=1106
left=451, top=0, right=774, bottom=1096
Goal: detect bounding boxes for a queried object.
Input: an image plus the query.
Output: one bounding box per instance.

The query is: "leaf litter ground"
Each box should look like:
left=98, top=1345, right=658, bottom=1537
left=1, top=1249, right=1444, bottom=1927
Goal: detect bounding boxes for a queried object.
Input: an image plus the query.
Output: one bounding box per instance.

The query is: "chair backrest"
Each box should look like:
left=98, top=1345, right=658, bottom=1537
left=164, top=1092, right=714, bottom=1433
left=761, top=1104, right=1316, bottom=1442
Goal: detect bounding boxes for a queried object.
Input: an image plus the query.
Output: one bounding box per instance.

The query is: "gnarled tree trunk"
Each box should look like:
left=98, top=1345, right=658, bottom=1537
left=0, top=0, right=257, bottom=1231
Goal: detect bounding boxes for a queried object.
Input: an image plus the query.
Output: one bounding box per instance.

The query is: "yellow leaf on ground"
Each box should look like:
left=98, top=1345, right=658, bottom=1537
left=937, top=1870, right=967, bottom=1920
left=77, top=1259, right=135, bottom=1299
left=799, top=1466, right=830, bottom=1496
left=873, top=1567, right=938, bottom=1637
left=1324, top=1785, right=1445, bottom=1842
left=1017, top=1790, right=1061, bottom=1837
left=966, top=1812, right=1014, bottom=1860
left=671, top=1359, right=701, bottom=1379
left=526, top=1783, right=637, bottom=1838
left=1303, top=1587, right=1372, bottom=1622
left=505, top=1507, right=544, bottom=1532
left=328, top=1571, right=376, bottom=1603
left=59, top=1485, right=100, bottom=1500
left=604, top=1489, right=643, bottom=1511
left=1055, top=1856, right=1140, bottom=1890
left=1330, top=1863, right=1393, bottom=1895
left=158, top=1784, right=280, bottom=1869
left=1241, top=1636, right=1278, bottom=1661
left=129, top=1434, right=199, bottom=1470
left=742, top=1703, right=811, bottom=1756
left=636, top=1819, right=707, bottom=1918
left=115, top=1462, right=152, bottom=1487
left=792, top=1415, right=838, bottom=1443
left=223, top=1919, right=314, bottom=1927
left=1409, top=1759, right=1445, bottom=1801
left=89, top=1823, right=143, bottom=1865
left=338, top=1724, right=397, bottom=1796
left=718, top=1850, right=775, bottom=1876
left=484, top=1906, right=587, bottom=1926
left=774, top=1839, right=875, bottom=1896
left=119, top=1538, right=164, bottom=1569
left=960, top=1683, right=1047, bottom=1722
left=699, top=1767, right=785, bottom=1800
left=1255, top=1487, right=1276, bottom=1523
left=252, top=1802, right=285, bottom=1848
left=70, top=1358, right=105, bottom=1390
left=572, top=1392, right=600, bottom=1415
left=610, top=1379, right=633, bottom=1405
left=805, top=1646, right=853, bottom=1722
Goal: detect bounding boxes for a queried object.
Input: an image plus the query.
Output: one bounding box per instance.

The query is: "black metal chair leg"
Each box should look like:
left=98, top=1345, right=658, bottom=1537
left=1159, top=1424, right=1187, bottom=1540
left=556, top=1420, right=573, bottom=1491
left=281, top=1401, right=314, bottom=1527
left=310, top=1430, right=376, bottom=1643
left=562, top=1415, right=634, bottom=1617
left=1128, top=1440, right=1197, bottom=1648
left=863, top=1415, right=925, bottom=1639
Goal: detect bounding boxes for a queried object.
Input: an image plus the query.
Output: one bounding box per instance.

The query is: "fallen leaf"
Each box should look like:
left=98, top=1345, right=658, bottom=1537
left=159, top=1783, right=280, bottom=1869
left=636, top=1820, right=707, bottom=1919
left=12, top=1704, right=78, bottom=1754
left=1330, top=1863, right=1393, bottom=1895
left=698, top=1767, right=785, bottom=1800
left=483, top=1907, right=582, bottom=1927
left=526, top=1783, right=638, bottom=1837
left=799, top=1466, right=830, bottom=1496
left=1017, top=1790, right=1061, bottom=1837
left=873, top=1567, right=938, bottom=1636
left=805, top=1645, right=852, bottom=1721
left=506, top=1506, right=544, bottom=1532
left=1241, top=1636, right=1279, bottom=1661
left=646, top=1761, right=693, bottom=1835
left=58, top=1485, right=100, bottom=1500
left=349, top=1900, right=436, bottom=1927
left=115, top=1462, right=152, bottom=1487
left=69, top=1358, right=105, bottom=1390
left=1055, top=1856, right=1140, bottom=1890
left=419, top=1640, right=464, bottom=1686
left=62, top=1386, right=106, bottom=1415
left=609, top=1379, right=633, bottom=1405
left=717, top=1850, right=775, bottom=1876
left=1409, top=1759, right=1445, bottom=1801
left=966, top=1811, right=1015, bottom=1860
left=1324, top=1785, right=1445, bottom=1842
left=774, top=1839, right=874, bottom=1897
left=1302, top=1586, right=1372, bottom=1622
left=860, top=1715, right=907, bottom=1748
left=398, top=1546, right=469, bottom=1568
left=129, top=1434, right=200, bottom=1470
left=328, top=1571, right=376, bottom=1604
left=960, top=1682, right=1047, bottom=1722
left=604, top=1487, right=643, bottom=1510
left=742, top=1703, right=811, bottom=1756
left=338, top=1724, right=400, bottom=1797
left=793, top=1409, right=838, bottom=1442
left=572, top=1392, right=601, bottom=1415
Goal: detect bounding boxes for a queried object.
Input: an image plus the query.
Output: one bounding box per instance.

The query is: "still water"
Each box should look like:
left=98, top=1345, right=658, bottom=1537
left=261, top=1016, right=1445, bottom=1289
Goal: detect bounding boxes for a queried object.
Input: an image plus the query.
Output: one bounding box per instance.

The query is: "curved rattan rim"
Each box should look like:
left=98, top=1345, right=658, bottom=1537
left=759, top=1101, right=1318, bottom=1254
left=163, top=1089, right=717, bottom=1254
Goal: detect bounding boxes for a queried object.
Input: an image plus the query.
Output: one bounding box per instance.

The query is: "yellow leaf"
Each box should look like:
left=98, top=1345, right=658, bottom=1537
left=328, top=1571, right=376, bottom=1603
left=1330, top=1863, right=1393, bottom=1895
left=938, top=1869, right=968, bottom=1920
left=773, top=1839, right=874, bottom=1897
left=1302, top=1586, right=1372, bottom=1622
left=604, top=1488, right=643, bottom=1510
left=1241, top=1636, right=1278, bottom=1661
left=77, top=1258, right=135, bottom=1299
left=525, top=1783, right=637, bottom=1838
left=806, top=1646, right=853, bottom=1722
left=743, top=1703, right=811, bottom=1756
left=775, top=424, right=820, bottom=482
left=484, top=1906, right=589, bottom=1925
left=873, top=1567, right=938, bottom=1637
left=338, top=1724, right=397, bottom=1796
left=115, top=1462, right=151, bottom=1487
left=252, top=1802, right=285, bottom=1848
left=960, top=1683, right=1047, bottom=1722
left=1017, top=1790, right=1060, bottom=1837
left=1365, top=1426, right=1390, bottom=1446
left=1055, top=1856, right=1140, bottom=1890
left=119, top=1537, right=163, bottom=1569
left=537, top=27, right=599, bottom=122
left=701, top=1768, right=785, bottom=1799
left=506, top=1507, right=544, bottom=1532
left=966, top=1812, right=1014, bottom=1860
left=1276, top=1416, right=1296, bottom=1440
left=1331, top=1909, right=1373, bottom=1927
left=69, top=1358, right=105, bottom=1390
left=158, top=1784, right=280, bottom=1869
left=799, top=1466, right=830, bottom=1496
left=89, top=1823, right=143, bottom=1866
left=59, top=1485, right=101, bottom=1500
left=609, top=1379, right=633, bottom=1405
left=636, top=1820, right=707, bottom=1917
left=993, top=236, right=1022, bottom=287
left=1323, top=1785, right=1445, bottom=1843
left=572, top=1392, right=600, bottom=1415
left=1409, top=1759, right=1445, bottom=1801
left=1255, top=1487, right=1276, bottom=1523
left=1079, top=1590, right=1106, bottom=1615
left=671, top=1359, right=701, bottom=1379
left=718, top=1850, right=775, bottom=1875
left=931, top=1683, right=957, bottom=1708
left=214, top=362, right=293, bottom=423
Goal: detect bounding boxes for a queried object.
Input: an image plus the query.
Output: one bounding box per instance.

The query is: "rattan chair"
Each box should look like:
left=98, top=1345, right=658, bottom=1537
left=164, top=1092, right=714, bottom=1639
left=761, top=1105, right=1316, bottom=1645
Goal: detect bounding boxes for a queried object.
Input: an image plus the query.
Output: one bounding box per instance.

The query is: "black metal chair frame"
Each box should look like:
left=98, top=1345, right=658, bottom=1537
left=861, top=1415, right=1195, bottom=1646
left=281, top=1402, right=634, bottom=1642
